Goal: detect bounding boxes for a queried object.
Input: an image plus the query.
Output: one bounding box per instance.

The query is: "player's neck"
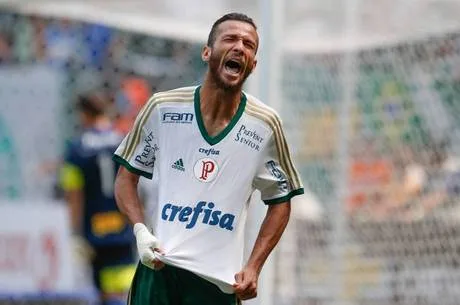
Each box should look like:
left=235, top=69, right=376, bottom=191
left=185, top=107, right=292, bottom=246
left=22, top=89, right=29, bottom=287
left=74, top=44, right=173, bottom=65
left=200, top=80, right=242, bottom=121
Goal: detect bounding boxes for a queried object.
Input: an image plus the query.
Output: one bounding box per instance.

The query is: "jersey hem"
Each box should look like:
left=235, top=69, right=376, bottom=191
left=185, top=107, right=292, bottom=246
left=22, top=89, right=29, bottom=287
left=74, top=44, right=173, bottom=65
left=263, top=188, right=305, bottom=205
left=112, top=154, right=153, bottom=179
left=155, top=255, right=235, bottom=294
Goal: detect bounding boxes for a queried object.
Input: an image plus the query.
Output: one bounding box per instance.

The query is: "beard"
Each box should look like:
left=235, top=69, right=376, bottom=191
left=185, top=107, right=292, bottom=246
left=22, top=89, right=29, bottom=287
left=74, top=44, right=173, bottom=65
left=208, top=52, right=251, bottom=91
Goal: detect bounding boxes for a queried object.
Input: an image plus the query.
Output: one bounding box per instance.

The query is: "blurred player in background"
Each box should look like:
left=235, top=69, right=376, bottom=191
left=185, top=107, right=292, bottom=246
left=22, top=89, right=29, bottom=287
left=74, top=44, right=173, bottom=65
left=113, top=12, right=304, bottom=304
left=60, top=92, right=136, bottom=305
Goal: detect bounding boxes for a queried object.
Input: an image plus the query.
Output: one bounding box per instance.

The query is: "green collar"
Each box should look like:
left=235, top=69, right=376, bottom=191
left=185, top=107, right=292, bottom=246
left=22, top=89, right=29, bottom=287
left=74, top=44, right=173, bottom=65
left=194, top=86, right=247, bottom=146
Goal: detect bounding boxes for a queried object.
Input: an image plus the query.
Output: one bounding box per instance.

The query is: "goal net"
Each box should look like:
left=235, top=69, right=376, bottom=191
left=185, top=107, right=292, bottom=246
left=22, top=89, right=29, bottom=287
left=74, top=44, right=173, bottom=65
left=276, top=22, right=460, bottom=305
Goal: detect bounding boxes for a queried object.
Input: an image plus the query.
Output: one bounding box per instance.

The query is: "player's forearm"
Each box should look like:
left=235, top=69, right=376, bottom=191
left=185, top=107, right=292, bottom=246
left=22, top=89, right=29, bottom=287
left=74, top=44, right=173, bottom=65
left=114, top=167, right=144, bottom=225
left=246, top=202, right=291, bottom=273
left=65, top=189, right=84, bottom=234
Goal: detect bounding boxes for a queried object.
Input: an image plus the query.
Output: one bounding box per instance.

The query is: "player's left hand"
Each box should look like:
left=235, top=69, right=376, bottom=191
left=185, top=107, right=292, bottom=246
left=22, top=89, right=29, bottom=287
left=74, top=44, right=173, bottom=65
left=233, top=266, right=259, bottom=300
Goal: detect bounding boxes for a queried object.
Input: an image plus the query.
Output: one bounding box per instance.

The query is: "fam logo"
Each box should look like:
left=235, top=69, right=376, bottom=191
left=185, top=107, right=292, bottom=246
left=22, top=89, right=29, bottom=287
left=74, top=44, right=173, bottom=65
left=234, top=124, right=264, bottom=151
left=162, top=112, right=194, bottom=124
left=198, top=147, right=220, bottom=156
left=194, top=158, right=218, bottom=182
left=266, top=160, right=289, bottom=192
left=135, top=132, right=158, bottom=167
left=161, top=201, right=235, bottom=231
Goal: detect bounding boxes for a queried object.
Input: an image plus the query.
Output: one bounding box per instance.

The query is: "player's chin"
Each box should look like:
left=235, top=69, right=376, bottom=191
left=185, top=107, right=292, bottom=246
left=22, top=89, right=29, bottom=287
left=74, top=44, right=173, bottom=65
left=219, top=77, right=244, bottom=91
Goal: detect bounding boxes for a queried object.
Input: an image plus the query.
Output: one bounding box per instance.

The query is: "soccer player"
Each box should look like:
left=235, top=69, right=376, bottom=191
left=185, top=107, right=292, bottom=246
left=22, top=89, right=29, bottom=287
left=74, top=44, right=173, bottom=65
left=113, top=12, right=304, bottom=304
left=60, top=93, right=136, bottom=305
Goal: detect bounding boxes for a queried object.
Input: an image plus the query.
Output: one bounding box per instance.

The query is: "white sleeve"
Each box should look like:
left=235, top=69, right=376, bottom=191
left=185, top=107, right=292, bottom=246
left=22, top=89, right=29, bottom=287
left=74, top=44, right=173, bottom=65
left=253, top=125, right=304, bottom=205
left=113, top=102, right=158, bottom=179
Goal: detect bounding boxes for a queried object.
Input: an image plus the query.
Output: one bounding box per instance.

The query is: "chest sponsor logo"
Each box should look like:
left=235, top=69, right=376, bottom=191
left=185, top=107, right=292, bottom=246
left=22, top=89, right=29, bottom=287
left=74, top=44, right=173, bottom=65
left=198, top=147, right=220, bottom=156
left=162, top=112, right=194, bottom=124
left=134, top=132, right=158, bottom=167
left=266, top=160, right=289, bottom=192
left=194, top=158, right=218, bottom=182
left=234, top=124, right=264, bottom=151
left=161, top=201, right=234, bottom=231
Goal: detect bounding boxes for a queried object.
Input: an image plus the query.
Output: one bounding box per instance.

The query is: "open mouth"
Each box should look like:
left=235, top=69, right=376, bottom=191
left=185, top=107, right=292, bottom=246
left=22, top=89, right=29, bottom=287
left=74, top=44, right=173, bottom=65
left=224, top=59, right=242, bottom=75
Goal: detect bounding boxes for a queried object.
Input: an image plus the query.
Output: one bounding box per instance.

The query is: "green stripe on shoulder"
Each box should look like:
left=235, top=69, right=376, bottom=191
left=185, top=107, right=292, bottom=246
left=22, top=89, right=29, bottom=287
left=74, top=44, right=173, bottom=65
left=153, top=87, right=196, bottom=98
left=113, top=155, right=153, bottom=179
left=245, top=98, right=303, bottom=189
left=245, top=98, right=281, bottom=119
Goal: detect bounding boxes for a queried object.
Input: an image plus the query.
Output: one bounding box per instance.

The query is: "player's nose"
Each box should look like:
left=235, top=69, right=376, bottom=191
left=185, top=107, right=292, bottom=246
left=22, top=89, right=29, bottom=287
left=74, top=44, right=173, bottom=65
left=232, top=39, right=245, bottom=54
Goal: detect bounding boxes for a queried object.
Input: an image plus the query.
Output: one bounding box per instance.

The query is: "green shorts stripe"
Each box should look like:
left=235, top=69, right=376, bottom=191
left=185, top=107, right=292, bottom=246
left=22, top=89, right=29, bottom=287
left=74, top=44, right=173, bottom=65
left=128, top=262, right=240, bottom=305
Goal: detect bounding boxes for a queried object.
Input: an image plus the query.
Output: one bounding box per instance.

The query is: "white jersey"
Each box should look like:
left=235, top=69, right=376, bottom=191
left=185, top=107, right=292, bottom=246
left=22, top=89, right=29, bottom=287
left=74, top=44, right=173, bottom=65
left=114, top=86, right=303, bottom=293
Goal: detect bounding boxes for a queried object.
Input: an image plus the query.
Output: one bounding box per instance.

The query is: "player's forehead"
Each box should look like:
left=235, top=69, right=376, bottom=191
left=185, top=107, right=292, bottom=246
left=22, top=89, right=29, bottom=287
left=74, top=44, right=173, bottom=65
left=215, top=20, right=258, bottom=43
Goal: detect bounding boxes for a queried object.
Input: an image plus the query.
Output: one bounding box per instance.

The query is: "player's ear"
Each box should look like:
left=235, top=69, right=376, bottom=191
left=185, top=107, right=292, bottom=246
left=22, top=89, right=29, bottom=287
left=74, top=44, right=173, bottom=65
left=202, top=46, right=211, bottom=62
left=249, top=59, right=257, bottom=74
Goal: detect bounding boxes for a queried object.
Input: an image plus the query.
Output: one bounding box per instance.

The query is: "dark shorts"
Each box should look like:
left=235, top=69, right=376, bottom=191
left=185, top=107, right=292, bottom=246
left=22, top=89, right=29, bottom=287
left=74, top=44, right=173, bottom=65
left=128, top=262, right=240, bottom=305
left=92, top=244, right=136, bottom=294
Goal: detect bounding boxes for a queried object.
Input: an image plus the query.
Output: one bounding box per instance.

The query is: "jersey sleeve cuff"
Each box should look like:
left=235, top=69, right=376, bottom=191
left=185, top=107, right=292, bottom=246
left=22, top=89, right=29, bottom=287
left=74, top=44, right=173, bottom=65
left=112, top=154, right=153, bottom=179
left=263, top=188, right=305, bottom=205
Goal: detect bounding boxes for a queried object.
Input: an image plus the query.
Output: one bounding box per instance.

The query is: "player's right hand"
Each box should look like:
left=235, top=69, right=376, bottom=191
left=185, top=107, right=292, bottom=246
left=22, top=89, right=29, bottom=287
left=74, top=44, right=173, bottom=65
left=133, top=223, right=165, bottom=270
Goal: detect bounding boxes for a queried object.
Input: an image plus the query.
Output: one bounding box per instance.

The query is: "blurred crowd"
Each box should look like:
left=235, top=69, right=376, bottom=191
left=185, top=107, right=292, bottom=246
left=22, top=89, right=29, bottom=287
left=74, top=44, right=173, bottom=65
left=0, top=11, right=204, bottom=143
left=283, top=34, right=460, bottom=224
left=347, top=137, right=460, bottom=222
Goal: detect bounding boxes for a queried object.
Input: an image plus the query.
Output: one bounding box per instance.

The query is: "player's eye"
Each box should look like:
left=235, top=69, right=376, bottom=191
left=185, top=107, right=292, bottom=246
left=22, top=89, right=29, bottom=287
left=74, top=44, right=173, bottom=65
left=244, top=41, right=256, bottom=50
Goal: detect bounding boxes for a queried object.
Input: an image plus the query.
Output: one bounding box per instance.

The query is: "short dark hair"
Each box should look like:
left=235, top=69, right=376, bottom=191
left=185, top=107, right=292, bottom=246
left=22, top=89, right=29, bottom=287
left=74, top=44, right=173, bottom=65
left=77, top=93, right=107, bottom=117
left=207, top=12, right=257, bottom=47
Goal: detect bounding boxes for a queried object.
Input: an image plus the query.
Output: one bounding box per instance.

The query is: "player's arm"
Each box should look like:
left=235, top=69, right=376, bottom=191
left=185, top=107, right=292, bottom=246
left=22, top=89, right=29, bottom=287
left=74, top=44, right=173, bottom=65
left=112, top=98, right=164, bottom=269
left=114, top=161, right=164, bottom=270
left=60, top=163, right=85, bottom=234
left=66, top=189, right=84, bottom=233
left=112, top=95, right=156, bottom=225
left=233, top=201, right=291, bottom=300
left=114, top=166, right=143, bottom=224
left=236, top=114, right=304, bottom=300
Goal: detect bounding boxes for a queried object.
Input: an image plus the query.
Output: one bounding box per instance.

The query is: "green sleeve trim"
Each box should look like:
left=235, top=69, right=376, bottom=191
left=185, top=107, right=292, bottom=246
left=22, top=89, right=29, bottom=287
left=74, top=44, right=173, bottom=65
left=263, top=188, right=305, bottom=205
left=112, top=154, right=153, bottom=179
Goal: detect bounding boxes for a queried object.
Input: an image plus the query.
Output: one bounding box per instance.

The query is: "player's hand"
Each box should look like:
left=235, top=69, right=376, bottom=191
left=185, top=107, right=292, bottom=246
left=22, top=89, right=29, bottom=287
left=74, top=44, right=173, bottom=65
left=233, top=266, right=259, bottom=300
left=133, top=223, right=165, bottom=270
